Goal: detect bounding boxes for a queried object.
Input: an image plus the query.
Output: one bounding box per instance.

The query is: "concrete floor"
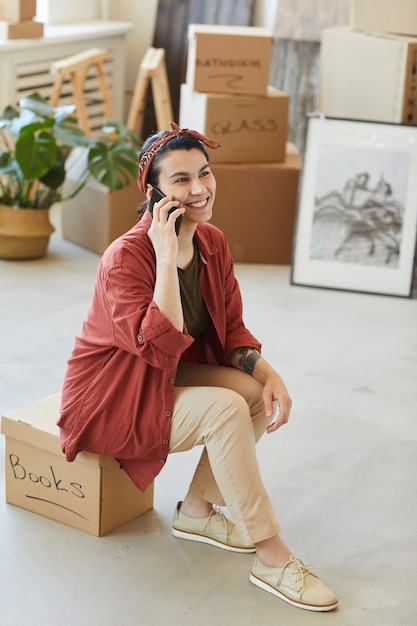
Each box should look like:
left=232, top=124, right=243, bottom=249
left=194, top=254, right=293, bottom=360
left=1, top=207, right=417, bottom=626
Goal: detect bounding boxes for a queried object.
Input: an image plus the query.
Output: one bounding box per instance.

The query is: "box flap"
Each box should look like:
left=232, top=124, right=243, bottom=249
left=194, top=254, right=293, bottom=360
left=188, top=24, right=272, bottom=38
left=1, top=415, right=61, bottom=455
left=329, top=25, right=417, bottom=44
left=2, top=394, right=62, bottom=435
left=1, top=394, right=108, bottom=468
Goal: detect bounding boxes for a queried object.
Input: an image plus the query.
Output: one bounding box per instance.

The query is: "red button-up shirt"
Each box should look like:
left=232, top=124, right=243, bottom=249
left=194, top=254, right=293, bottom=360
left=58, top=211, right=261, bottom=491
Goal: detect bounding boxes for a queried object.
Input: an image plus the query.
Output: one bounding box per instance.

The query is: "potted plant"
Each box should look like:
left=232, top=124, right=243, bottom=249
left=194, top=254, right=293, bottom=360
left=0, top=92, right=142, bottom=259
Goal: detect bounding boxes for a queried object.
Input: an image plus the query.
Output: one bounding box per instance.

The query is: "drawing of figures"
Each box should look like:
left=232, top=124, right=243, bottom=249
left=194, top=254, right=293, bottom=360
left=309, top=147, right=408, bottom=268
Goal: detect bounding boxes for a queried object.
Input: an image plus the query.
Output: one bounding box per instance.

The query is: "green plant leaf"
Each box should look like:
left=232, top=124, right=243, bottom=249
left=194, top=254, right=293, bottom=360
left=87, top=141, right=138, bottom=190
left=0, top=153, right=22, bottom=179
left=0, top=151, right=12, bottom=168
left=1, top=91, right=143, bottom=209
left=0, top=105, right=20, bottom=122
left=103, top=119, right=143, bottom=150
left=53, top=105, right=78, bottom=123
left=18, top=93, right=55, bottom=119
left=53, top=120, right=91, bottom=149
left=39, top=147, right=66, bottom=189
left=16, top=117, right=54, bottom=138
left=5, top=109, right=38, bottom=136
left=15, top=129, right=57, bottom=179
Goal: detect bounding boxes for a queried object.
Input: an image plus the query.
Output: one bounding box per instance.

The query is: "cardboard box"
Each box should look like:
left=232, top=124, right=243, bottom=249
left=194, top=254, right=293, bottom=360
left=61, top=148, right=145, bottom=255
left=186, top=24, right=272, bottom=96
left=0, top=18, right=43, bottom=39
left=318, top=27, right=417, bottom=125
left=351, top=0, right=417, bottom=37
left=1, top=394, right=154, bottom=536
left=0, top=0, right=36, bottom=22
left=210, top=144, right=302, bottom=264
left=179, top=83, right=289, bottom=163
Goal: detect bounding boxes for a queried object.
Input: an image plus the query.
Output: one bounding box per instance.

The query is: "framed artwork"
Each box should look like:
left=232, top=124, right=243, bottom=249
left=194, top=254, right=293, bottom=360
left=291, top=116, right=417, bottom=297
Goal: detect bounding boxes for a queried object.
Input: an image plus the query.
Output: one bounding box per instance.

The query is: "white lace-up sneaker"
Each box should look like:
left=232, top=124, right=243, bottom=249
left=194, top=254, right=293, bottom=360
left=250, top=555, right=338, bottom=611
left=172, top=501, right=256, bottom=553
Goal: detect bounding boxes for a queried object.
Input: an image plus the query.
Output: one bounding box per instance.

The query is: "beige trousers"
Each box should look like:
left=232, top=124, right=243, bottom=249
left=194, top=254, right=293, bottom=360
left=170, top=363, right=281, bottom=545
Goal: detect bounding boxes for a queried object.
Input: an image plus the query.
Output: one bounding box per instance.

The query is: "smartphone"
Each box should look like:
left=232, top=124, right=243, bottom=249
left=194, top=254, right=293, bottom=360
left=149, top=187, right=183, bottom=236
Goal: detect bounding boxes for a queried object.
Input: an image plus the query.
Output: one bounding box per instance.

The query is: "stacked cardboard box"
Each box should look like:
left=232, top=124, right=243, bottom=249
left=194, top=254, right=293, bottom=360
left=319, top=1, right=417, bottom=125
left=179, top=24, right=302, bottom=264
left=0, top=0, right=44, bottom=39
left=62, top=148, right=145, bottom=256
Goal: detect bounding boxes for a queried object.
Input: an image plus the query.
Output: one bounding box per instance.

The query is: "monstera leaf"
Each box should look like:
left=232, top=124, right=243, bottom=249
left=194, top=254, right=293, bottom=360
left=87, top=140, right=138, bottom=190
left=0, top=93, right=142, bottom=209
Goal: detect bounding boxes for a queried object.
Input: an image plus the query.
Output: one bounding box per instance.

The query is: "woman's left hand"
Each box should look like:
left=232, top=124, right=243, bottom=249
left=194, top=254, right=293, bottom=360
left=229, top=348, right=292, bottom=434
left=262, top=372, right=292, bottom=434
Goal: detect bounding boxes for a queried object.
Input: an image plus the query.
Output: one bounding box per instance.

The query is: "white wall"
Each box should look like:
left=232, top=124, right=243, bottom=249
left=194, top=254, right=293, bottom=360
left=36, top=0, right=102, bottom=23
left=107, top=0, right=159, bottom=117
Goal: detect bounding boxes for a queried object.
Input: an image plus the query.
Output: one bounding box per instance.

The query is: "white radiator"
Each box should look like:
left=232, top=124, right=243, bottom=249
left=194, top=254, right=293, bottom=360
left=0, top=21, right=132, bottom=132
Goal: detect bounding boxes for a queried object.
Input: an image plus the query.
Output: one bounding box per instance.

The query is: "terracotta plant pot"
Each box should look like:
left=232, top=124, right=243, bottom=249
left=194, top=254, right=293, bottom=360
left=0, top=204, right=55, bottom=260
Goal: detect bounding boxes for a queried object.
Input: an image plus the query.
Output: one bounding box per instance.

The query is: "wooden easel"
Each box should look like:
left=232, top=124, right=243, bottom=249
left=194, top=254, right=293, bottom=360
left=127, top=47, right=173, bottom=135
left=49, top=48, right=114, bottom=135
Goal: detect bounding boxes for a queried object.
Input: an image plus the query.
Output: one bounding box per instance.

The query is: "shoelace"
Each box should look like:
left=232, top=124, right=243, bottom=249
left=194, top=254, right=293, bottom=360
left=206, top=506, right=235, bottom=540
left=281, top=556, right=318, bottom=592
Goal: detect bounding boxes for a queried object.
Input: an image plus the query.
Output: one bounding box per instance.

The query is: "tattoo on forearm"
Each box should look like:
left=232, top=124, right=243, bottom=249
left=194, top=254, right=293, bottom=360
left=233, top=347, right=261, bottom=375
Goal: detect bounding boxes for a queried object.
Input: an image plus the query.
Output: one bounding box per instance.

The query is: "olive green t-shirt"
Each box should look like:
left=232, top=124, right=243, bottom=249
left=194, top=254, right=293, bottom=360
left=177, top=242, right=210, bottom=338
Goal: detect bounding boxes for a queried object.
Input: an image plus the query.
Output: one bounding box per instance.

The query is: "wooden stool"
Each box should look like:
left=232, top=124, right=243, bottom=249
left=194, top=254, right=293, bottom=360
left=49, top=48, right=115, bottom=135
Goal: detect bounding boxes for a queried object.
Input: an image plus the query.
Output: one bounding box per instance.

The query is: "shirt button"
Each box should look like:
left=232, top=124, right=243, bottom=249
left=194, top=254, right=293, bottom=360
left=165, top=410, right=171, bottom=417
left=162, top=438, right=169, bottom=444
left=159, top=458, right=166, bottom=463
left=137, top=334, right=143, bottom=342
left=169, top=378, right=175, bottom=384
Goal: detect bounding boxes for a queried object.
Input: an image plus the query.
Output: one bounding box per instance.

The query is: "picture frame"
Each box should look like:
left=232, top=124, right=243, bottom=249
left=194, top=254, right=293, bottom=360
left=291, top=116, right=417, bottom=297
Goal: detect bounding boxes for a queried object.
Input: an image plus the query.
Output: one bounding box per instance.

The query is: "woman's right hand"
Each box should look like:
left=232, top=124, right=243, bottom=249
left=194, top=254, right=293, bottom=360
left=148, top=195, right=185, bottom=331
left=147, top=195, right=184, bottom=263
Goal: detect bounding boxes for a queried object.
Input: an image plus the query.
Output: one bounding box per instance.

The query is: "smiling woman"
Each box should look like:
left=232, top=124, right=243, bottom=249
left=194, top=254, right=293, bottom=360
left=151, top=151, right=216, bottom=231
left=57, top=123, right=338, bottom=612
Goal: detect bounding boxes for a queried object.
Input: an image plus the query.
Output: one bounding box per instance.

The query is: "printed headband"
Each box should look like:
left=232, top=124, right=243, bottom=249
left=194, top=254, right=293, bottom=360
left=137, top=121, right=221, bottom=192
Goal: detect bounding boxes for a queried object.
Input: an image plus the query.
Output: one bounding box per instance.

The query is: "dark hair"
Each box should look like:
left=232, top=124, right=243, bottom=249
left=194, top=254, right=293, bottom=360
left=137, top=131, right=209, bottom=217
left=140, top=130, right=209, bottom=188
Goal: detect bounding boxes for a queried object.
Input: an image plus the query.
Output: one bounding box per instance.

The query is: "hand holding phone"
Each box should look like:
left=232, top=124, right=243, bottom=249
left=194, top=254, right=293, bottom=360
left=149, top=187, right=183, bottom=236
